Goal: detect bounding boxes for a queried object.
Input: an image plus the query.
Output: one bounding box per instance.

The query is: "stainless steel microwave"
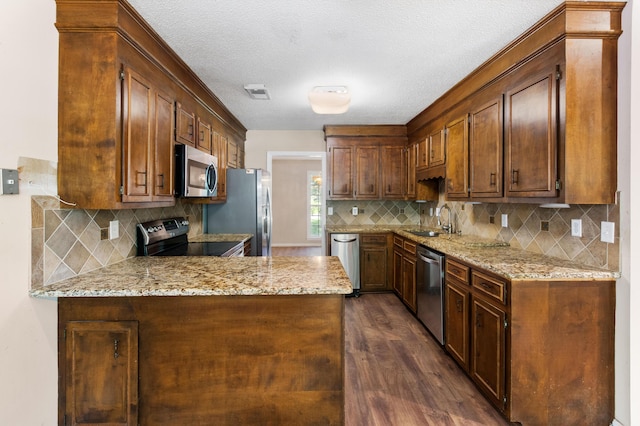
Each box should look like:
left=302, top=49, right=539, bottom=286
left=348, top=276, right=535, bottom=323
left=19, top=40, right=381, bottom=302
left=175, top=144, right=218, bottom=197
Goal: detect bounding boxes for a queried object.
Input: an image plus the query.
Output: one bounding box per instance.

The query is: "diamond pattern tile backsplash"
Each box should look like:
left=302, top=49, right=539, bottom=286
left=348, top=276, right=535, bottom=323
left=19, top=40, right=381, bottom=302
left=31, top=196, right=203, bottom=288
left=327, top=199, right=619, bottom=271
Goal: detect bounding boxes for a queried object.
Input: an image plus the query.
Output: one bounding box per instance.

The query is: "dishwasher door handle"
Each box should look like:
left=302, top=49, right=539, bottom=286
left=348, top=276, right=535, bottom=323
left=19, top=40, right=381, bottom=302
left=417, top=252, right=440, bottom=264
left=333, top=238, right=357, bottom=243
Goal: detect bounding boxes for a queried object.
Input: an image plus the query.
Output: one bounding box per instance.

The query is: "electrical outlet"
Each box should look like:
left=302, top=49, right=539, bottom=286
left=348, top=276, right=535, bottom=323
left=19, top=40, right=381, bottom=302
left=435, top=207, right=441, bottom=217
left=571, top=219, right=582, bottom=237
left=501, top=214, right=508, bottom=228
left=351, top=206, right=358, bottom=216
left=109, top=220, right=119, bottom=240
left=540, top=221, right=549, bottom=231
left=327, top=207, right=333, bottom=216
left=429, top=207, right=433, bottom=216
left=601, top=221, right=615, bottom=243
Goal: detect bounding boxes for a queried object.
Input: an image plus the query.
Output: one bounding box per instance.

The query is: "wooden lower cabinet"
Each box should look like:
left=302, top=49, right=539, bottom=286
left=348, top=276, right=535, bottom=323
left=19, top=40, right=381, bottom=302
left=360, top=233, right=392, bottom=292
left=62, top=321, right=138, bottom=426
left=59, top=295, right=345, bottom=425
left=392, top=235, right=417, bottom=313
left=444, top=257, right=615, bottom=425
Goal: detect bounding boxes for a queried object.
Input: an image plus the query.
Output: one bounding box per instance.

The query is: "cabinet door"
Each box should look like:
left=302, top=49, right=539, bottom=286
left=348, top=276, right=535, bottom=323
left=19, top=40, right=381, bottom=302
left=175, top=102, right=195, bottom=146
left=406, top=144, right=417, bottom=199
left=417, top=138, right=429, bottom=170
left=328, top=144, right=353, bottom=199
left=360, top=245, right=388, bottom=292
left=505, top=68, right=558, bottom=198
left=471, top=297, right=507, bottom=412
left=153, top=91, right=175, bottom=199
left=196, top=117, right=212, bottom=153
left=445, top=281, right=470, bottom=372
left=122, top=68, right=152, bottom=201
left=355, top=146, right=379, bottom=199
left=64, top=321, right=138, bottom=426
left=445, top=115, right=470, bottom=198
left=402, top=255, right=417, bottom=313
left=470, top=96, right=503, bottom=198
left=227, top=139, right=238, bottom=168
left=381, top=145, right=405, bottom=199
left=213, top=132, right=227, bottom=200
left=428, top=128, right=446, bottom=167
left=393, top=247, right=403, bottom=296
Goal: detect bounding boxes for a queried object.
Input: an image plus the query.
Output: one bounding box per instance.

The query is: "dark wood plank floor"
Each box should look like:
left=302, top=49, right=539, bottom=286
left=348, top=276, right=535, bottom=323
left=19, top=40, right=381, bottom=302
left=345, top=293, right=509, bottom=426
left=272, top=246, right=508, bottom=425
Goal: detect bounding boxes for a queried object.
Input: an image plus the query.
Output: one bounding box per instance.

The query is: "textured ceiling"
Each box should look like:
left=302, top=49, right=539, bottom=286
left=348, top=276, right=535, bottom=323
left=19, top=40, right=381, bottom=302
left=127, top=0, right=572, bottom=131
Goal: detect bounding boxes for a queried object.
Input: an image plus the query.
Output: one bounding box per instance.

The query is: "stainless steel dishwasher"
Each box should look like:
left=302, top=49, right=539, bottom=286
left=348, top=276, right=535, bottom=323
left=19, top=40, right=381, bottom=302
left=330, top=234, right=360, bottom=297
left=416, top=245, right=445, bottom=344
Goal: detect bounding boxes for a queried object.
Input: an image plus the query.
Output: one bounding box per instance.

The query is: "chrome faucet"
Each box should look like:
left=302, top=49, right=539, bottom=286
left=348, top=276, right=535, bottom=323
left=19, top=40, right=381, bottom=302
left=439, top=204, right=453, bottom=234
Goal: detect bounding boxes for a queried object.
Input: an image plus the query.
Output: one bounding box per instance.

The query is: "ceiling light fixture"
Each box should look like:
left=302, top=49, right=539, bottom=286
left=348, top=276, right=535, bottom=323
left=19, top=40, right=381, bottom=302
left=308, top=86, right=350, bottom=114
left=244, top=84, right=271, bottom=100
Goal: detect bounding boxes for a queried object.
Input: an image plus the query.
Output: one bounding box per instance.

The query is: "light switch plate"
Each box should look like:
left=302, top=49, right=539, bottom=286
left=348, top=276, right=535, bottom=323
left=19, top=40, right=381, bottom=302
left=571, top=219, right=582, bottom=237
left=601, top=221, right=615, bottom=243
left=501, top=214, right=508, bottom=228
left=327, top=206, right=333, bottom=216
left=351, top=206, right=358, bottom=216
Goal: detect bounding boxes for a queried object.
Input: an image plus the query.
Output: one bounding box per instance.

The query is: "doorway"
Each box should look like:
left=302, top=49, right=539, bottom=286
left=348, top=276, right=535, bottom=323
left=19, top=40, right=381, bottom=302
left=267, top=151, right=327, bottom=253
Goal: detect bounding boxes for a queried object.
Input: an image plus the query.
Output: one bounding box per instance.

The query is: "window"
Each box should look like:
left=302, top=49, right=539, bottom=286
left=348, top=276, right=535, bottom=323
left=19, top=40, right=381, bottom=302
left=307, top=171, right=322, bottom=239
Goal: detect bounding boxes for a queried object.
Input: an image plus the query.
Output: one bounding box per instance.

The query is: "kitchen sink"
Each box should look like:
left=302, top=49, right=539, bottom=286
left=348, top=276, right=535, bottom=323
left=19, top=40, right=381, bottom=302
left=409, top=230, right=440, bottom=237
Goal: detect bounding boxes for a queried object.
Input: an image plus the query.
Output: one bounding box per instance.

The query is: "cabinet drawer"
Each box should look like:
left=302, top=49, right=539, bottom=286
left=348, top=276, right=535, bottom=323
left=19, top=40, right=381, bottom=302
left=403, top=240, right=416, bottom=255
left=472, top=271, right=506, bottom=305
left=361, top=234, right=387, bottom=245
left=393, top=235, right=404, bottom=248
left=446, top=259, right=470, bottom=284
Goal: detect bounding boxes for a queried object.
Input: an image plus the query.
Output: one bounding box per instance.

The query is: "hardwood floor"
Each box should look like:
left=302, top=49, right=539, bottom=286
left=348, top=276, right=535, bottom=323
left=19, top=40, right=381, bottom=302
left=270, top=246, right=508, bottom=425
left=345, top=294, right=509, bottom=426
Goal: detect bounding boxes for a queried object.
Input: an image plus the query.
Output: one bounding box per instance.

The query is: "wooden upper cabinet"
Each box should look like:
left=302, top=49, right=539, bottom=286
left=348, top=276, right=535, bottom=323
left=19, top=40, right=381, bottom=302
left=445, top=115, right=469, bottom=198
left=213, top=132, right=227, bottom=200
left=381, top=145, right=405, bottom=199
left=196, top=117, right=212, bottom=153
left=63, top=321, right=138, bottom=426
left=122, top=66, right=175, bottom=204
left=469, top=94, right=503, bottom=198
left=405, top=144, right=417, bottom=199
left=417, top=138, right=428, bottom=170
left=505, top=66, right=558, bottom=199
left=354, top=146, right=379, bottom=199
left=175, top=102, right=196, bottom=147
left=328, top=143, right=354, bottom=199
left=428, top=128, right=446, bottom=167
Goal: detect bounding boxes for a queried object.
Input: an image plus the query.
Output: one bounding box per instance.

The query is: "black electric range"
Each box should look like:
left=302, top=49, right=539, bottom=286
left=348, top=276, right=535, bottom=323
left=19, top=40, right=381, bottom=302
left=136, top=217, right=243, bottom=257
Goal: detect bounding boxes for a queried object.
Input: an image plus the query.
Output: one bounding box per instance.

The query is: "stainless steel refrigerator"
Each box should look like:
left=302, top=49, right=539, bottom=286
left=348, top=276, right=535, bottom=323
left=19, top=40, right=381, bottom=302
left=204, top=168, right=272, bottom=256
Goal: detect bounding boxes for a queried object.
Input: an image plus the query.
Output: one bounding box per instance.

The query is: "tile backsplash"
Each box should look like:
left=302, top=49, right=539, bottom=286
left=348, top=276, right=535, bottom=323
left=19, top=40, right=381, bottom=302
left=327, top=198, right=619, bottom=271
left=31, top=196, right=203, bottom=289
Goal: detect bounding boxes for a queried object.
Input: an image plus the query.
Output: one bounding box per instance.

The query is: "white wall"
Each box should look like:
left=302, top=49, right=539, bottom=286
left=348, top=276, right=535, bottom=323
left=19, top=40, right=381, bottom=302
left=245, top=130, right=325, bottom=169
left=0, top=0, right=59, bottom=424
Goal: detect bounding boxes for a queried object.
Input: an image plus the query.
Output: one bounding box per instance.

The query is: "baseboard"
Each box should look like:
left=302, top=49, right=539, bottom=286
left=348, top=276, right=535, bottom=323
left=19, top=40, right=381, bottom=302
left=611, top=418, right=625, bottom=426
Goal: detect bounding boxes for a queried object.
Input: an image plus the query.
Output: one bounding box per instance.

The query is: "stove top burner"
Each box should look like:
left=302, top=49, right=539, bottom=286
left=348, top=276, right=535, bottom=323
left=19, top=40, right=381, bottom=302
left=137, top=217, right=242, bottom=257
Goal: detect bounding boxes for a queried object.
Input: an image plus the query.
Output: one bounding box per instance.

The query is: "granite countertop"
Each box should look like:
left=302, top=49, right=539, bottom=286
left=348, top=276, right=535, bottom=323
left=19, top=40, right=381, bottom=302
left=30, top=256, right=353, bottom=298
left=326, top=225, right=619, bottom=281
left=189, top=233, right=252, bottom=243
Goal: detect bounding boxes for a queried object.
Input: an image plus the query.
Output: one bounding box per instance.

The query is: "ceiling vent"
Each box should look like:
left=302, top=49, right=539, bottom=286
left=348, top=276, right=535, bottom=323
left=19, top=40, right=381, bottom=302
left=244, top=84, right=271, bottom=100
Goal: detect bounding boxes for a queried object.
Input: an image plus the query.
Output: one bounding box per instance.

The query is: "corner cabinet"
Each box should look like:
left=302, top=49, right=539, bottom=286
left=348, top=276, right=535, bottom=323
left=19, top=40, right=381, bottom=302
left=56, top=0, right=246, bottom=210
left=444, top=256, right=615, bottom=425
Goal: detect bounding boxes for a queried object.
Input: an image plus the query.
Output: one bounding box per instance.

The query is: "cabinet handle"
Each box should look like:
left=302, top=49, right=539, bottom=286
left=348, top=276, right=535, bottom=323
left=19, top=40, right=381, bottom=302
left=370, top=184, right=374, bottom=193
left=476, top=312, right=483, bottom=328
left=456, top=299, right=463, bottom=313
left=136, top=171, right=147, bottom=188
left=200, top=130, right=205, bottom=142
left=490, top=172, right=496, bottom=186
left=430, top=149, right=434, bottom=160
left=157, top=173, right=164, bottom=188
left=114, top=339, right=119, bottom=359
left=511, top=169, right=519, bottom=185
left=188, top=123, right=194, bottom=136
left=479, top=281, right=492, bottom=290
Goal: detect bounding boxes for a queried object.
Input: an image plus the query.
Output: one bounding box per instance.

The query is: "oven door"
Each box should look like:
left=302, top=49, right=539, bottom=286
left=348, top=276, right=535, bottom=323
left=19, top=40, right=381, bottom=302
left=175, top=144, right=218, bottom=197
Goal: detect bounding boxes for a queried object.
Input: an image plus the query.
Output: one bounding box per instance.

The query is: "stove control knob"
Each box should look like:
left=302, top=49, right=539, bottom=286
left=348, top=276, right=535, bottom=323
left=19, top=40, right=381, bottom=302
left=147, top=227, right=154, bottom=233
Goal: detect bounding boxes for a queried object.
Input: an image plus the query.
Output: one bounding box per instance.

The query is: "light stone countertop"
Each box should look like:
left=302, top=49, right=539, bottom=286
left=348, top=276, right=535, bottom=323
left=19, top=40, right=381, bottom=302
left=189, top=233, right=252, bottom=243
left=326, top=225, right=619, bottom=281
left=30, top=256, right=353, bottom=298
